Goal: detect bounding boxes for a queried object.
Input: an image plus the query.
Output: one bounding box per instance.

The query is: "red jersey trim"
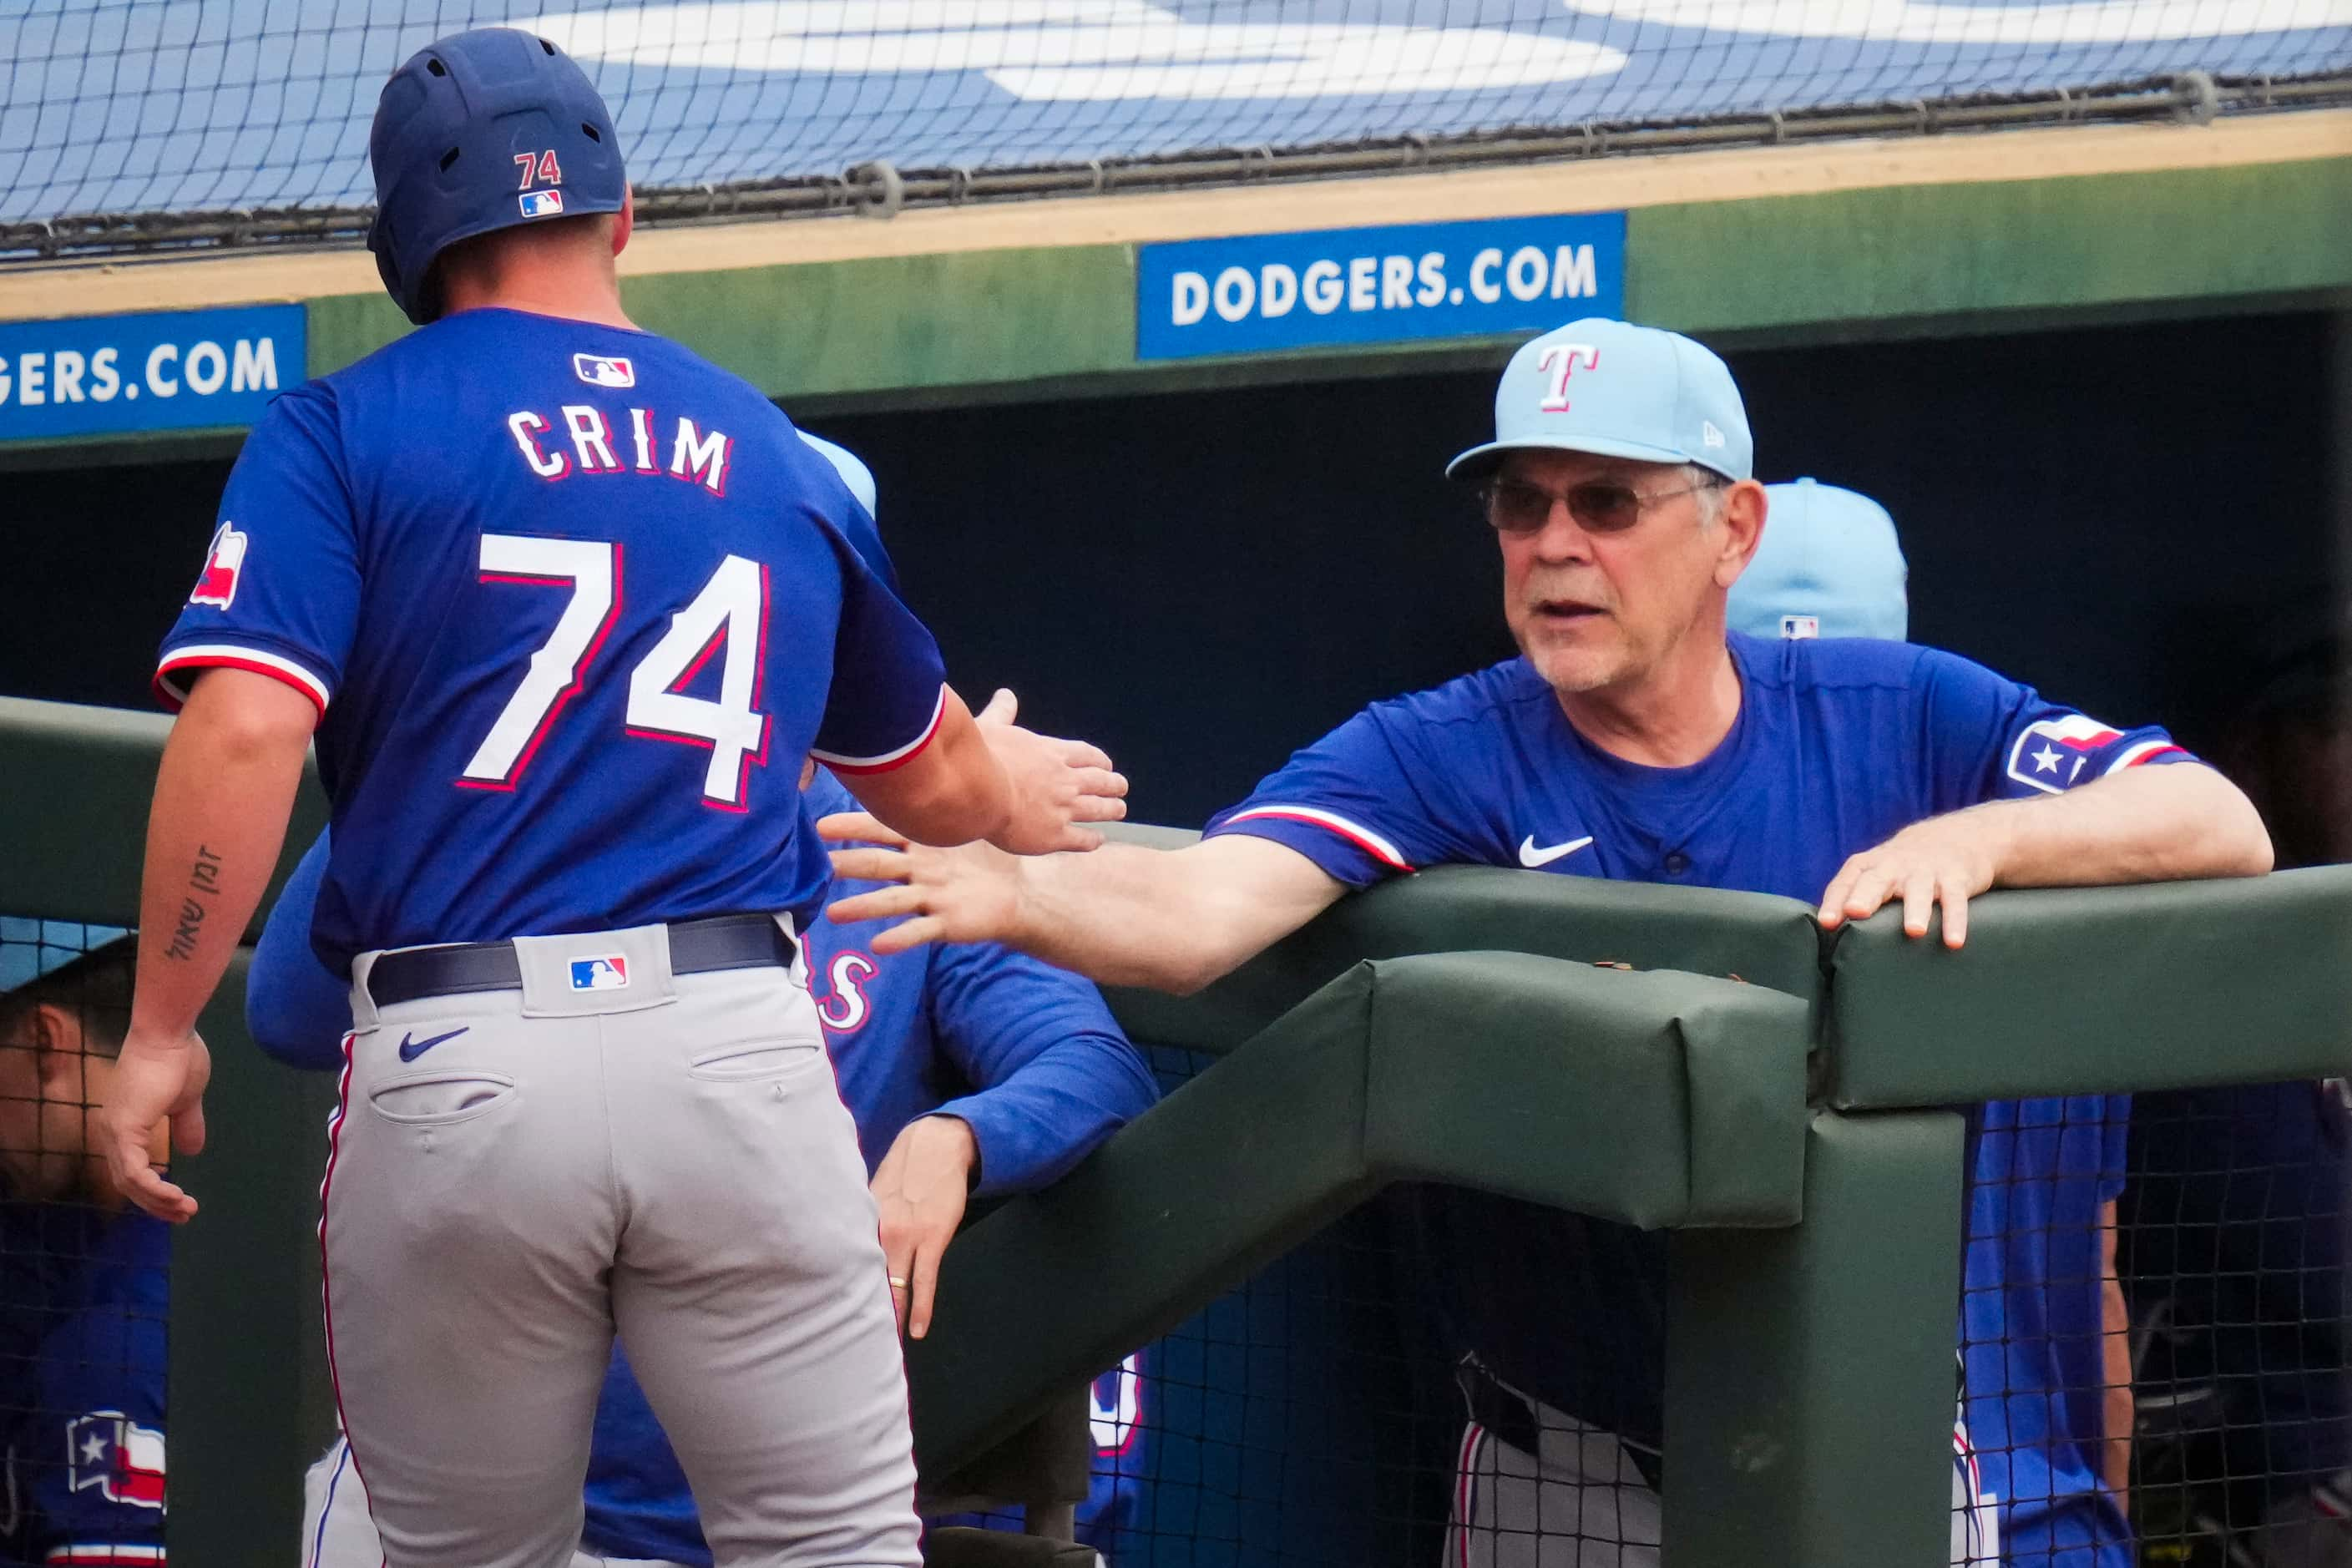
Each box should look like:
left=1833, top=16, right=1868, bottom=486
left=154, top=645, right=330, bottom=716
left=812, top=685, right=948, bottom=776
left=1217, top=806, right=1415, bottom=872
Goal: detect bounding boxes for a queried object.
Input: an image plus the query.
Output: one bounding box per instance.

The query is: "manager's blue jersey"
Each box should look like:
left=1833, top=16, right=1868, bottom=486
left=249, top=772, right=1161, bottom=1565
left=157, top=308, right=947, bottom=971
left=1205, top=632, right=2185, bottom=897
left=1206, top=631, right=2185, bottom=1563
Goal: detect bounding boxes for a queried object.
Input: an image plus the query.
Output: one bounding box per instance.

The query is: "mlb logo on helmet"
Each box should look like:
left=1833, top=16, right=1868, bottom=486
left=569, top=954, right=630, bottom=991
left=573, top=353, right=635, bottom=388
left=189, top=521, right=248, bottom=609
left=519, top=188, right=565, bottom=219
left=68, top=1412, right=167, bottom=1508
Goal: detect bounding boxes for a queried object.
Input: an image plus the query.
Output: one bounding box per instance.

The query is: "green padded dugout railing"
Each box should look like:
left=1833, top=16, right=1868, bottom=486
left=905, top=950, right=1810, bottom=1474
left=1827, top=864, right=2352, bottom=1105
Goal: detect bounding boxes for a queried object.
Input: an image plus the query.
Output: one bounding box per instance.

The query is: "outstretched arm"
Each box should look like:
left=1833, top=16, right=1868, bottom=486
left=1818, top=762, right=2272, bottom=948
left=823, top=820, right=1348, bottom=994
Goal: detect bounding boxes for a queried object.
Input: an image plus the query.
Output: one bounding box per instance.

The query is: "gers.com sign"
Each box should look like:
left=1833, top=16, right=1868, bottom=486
left=1137, top=212, right=1624, bottom=362
left=0, top=304, right=304, bottom=442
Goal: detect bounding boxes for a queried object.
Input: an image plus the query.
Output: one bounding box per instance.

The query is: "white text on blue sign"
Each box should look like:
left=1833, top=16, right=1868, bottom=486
left=1137, top=213, right=1626, bottom=362
left=0, top=304, right=306, bottom=443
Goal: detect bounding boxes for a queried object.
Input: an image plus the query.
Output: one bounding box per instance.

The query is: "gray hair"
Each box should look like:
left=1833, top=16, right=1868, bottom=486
left=1686, top=464, right=1729, bottom=529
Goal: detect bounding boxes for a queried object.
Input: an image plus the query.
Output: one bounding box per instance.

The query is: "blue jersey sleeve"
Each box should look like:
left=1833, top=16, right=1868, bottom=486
left=11, top=1222, right=172, bottom=1565
left=1200, top=704, right=1474, bottom=888
left=1914, top=648, right=2194, bottom=812
left=247, top=832, right=354, bottom=1072
left=2099, top=1094, right=2131, bottom=1206
left=154, top=386, right=359, bottom=716
left=806, top=535, right=948, bottom=778
left=923, top=943, right=1159, bottom=1200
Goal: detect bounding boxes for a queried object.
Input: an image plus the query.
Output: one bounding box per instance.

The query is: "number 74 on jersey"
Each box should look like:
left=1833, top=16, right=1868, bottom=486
left=460, top=534, right=772, bottom=811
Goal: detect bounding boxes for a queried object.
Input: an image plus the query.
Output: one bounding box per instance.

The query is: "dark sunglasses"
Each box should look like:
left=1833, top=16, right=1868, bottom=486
left=1478, top=473, right=1727, bottom=536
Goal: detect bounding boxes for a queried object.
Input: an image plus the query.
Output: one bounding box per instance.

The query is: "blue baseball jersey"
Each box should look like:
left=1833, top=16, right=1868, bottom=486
left=157, top=307, right=947, bottom=974
left=1962, top=1097, right=2132, bottom=1565
left=247, top=771, right=1161, bottom=1565
left=1207, top=631, right=2186, bottom=1564
left=0, top=1202, right=171, bottom=1567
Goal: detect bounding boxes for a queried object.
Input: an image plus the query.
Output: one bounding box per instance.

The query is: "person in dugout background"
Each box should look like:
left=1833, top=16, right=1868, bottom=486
left=0, top=933, right=171, bottom=1568
left=252, top=443, right=1161, bottom=1568
left=1726, top=478, right=2136, bottom=1566
left=2120, top=599, right=2350, bottom=1568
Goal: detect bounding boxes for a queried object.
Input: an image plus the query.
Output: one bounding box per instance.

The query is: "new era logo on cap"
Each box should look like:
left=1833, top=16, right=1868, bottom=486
left=569, top=954, right=629, bottom=991
left=520, top=189, right=565, bottom=219
left=573, top=353, right=634, bottom=388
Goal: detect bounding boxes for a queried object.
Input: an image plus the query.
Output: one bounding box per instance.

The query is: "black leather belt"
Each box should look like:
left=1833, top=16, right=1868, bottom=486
left=367, top=914, right=796, bottom=1009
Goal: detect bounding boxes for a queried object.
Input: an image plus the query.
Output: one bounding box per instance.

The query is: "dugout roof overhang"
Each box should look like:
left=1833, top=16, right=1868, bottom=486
left=2, top=106, right=2347, bottom=467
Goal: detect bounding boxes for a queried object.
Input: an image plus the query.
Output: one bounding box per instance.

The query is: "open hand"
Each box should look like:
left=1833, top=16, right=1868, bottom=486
left=821, top=812, right=1024, bottom=953
left=99, top=1027, right=211, bottom=1222
left=1817, top=806, right=2011, bottom=949
left=974, top=689, right=1127, bottom=855
left=870, top=1115, right=978, bottom=1338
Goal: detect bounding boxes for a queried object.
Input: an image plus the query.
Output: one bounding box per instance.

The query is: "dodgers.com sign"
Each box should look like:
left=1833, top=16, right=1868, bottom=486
left=1137, top=212, right=1624, bottom=362
left=0, top=304, right=304, bottom=442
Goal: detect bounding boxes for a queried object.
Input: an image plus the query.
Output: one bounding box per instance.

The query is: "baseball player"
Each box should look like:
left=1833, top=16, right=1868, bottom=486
left=821, top=316, right=2273, bottom=1566
left=0, top=936, right=171, bottom=1567
left=266, top=764, right=1158, bottom=1565
left=94, top=28, right=1124, bottom=1566
left=1731, top=479, right=2134, bottom=1566
left=251, top=442, right=1159, bottom=1567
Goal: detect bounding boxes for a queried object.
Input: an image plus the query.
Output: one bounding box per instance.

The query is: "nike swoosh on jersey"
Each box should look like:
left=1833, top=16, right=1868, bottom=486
left=1517, top=834, right=1596, bottom=868
left=397, top=1026, right=469, bottom=1063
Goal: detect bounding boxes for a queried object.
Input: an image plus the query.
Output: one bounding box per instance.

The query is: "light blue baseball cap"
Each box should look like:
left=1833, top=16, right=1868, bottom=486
left=797, top=432, right=878, bottom=519
left=0, top=919, right=133, bottom=992
left=1447, top=317, right=1753, bottom=483
left=1728, top=478, right=1909, bottom=642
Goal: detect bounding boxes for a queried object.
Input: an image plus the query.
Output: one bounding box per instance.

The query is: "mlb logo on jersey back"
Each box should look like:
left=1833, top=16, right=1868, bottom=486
left=1779, top=614, right=1819, bottom=640
left=569, top=954, right=629, bottom=991
left=189, top=520, right=247, bottom=609
left=67, top=1411, right=166, bottom=1508
left=573, top=353, right=635, bottom=388
left=520, top=189, right=564, bottom=219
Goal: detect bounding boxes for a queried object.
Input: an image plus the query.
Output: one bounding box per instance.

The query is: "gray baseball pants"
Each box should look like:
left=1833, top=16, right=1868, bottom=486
left=322, top=920, right=920, bottom=1568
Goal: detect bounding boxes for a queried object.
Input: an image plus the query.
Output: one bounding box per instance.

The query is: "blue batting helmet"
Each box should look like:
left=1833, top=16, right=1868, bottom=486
left=367, top=28, right=627, bottom=325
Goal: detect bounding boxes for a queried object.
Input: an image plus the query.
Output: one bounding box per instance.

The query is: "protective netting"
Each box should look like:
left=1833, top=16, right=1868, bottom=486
left=0, top=920, right=172, bottom=1565
left=1028, top=1054, right=2351, bottom=1566
left=4, top=1, right=2350, bottom=244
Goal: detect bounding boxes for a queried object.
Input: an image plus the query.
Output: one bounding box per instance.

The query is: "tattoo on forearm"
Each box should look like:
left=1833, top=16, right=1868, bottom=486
left=164, top=846, right=224, bottom=961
